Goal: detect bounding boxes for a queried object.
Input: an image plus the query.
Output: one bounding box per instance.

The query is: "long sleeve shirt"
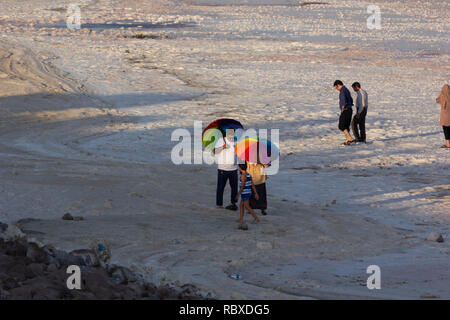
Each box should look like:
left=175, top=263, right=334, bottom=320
left=339, top=86, right=353, bottom=110
left=354, top=89, right=368, bottom=113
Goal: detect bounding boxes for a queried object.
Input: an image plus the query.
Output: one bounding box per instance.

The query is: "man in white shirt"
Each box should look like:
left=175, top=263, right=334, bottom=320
left=213, top=129, right=238, bottom=210
left=351, top=82, right=368, bottom=143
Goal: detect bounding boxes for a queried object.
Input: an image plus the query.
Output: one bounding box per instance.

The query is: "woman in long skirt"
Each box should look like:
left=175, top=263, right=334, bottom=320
left=436, top=84, right=450, bottom=148
left=247, top=162, right=269, bottom=215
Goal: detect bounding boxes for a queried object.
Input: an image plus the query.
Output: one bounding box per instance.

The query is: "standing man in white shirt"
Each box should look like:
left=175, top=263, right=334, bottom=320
left=213, top=129, right=238, bottom=210
left=351, top=82, right=369, bottom=143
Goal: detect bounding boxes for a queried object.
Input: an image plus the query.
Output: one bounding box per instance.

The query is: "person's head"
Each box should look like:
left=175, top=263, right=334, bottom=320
left=352, top=82, right=361, bottom=91
left=438, top=84, right=450, bottom=107
left=333, top=80, right=343, bottom=91
left=224, top=129, right=235, bottom=141
left=238, top=163, right=247, bottom=173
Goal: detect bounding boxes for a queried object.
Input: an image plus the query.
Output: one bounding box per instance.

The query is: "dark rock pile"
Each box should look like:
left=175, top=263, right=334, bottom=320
left=0, top=237, right=207, bottom=300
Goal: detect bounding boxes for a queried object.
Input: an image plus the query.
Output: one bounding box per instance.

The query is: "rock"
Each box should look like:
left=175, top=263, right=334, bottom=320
left=8, top=286, right=36, bottom=299
left=0, top=222, right=8, bottom=233
left=121, top=267, right=138, bottom=283
left=46, top=263, right=59, bottom=273
left=69, top=249, right=99, bottom=267
left=26, top=244, right=48, bottom=263
left=2, top=224, right=25, bottom=240
left=256, top=241, right=273, bottom=250
left=178, top=284, right=202, bottom=299
left=110, top=268, right=127, bottom=285
left=2, top=277, right=19, bottom=290
left=4, top=240, right=27, bottom=256
left=54, top=250, right=83, bottom=267
left=27, top=263, right=45, bottom=277
left=17, top=218, right=41, bottom=224
left=81, top=270, right=114, bottom=297
left=427, top=233, right=444, bottom=243
left=331, top=200, right=337, bottom=204
left=156, top=284, right=179, bottom=299
left=126, top=283, right=145, bottom=298
left=62, top=213, right=73, bottom=220
left=42, top=247, right=61, bottom=268
left=0, top=289, right=11, bottom=299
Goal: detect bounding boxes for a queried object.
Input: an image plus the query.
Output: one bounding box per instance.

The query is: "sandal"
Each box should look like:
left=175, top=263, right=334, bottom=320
left=238, top=223, right=248, bottom=230
left=440, top=145, right=450, bottom=149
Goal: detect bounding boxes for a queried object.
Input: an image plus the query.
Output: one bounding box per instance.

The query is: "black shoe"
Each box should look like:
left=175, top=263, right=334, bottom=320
left=225, top=204, right=238, bottom=211
left=261, top=210, right=267, bottom=216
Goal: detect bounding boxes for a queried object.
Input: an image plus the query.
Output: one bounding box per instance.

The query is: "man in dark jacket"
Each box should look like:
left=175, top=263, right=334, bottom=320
left=334, top=80, right=355, bottom=145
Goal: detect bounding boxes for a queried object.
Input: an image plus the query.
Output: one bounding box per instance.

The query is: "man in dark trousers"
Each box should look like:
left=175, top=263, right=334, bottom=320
left=334, top=80, right=355, bottom=145
left=213, top=129, right=238, bottom=211
left=351, top=82, right=368, bottom=143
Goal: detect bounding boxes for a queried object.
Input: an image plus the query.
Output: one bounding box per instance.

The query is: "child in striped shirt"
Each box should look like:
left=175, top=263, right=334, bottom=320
left=236, top=163, right=260, bottom=228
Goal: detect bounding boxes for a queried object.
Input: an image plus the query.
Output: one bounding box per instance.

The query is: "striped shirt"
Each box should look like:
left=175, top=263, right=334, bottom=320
left=240, top=173, right=252, bottom=197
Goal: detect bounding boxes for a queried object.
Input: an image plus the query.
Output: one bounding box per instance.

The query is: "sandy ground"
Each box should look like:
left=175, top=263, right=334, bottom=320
left=0, top=0, right=449, bottom=299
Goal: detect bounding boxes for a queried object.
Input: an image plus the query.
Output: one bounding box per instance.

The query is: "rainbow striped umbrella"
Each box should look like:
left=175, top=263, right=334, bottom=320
left=234, top=137, right=279, bottom=164
left=202, top=118, right=244, bottom=150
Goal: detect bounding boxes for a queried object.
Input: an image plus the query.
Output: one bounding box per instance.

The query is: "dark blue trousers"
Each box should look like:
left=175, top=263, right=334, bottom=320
left=216, top=169, right=238, bottom=206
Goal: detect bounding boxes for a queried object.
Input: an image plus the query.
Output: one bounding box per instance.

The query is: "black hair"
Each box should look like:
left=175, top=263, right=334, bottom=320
left=352, top=82, right=361, bottom=89
left=333, top=80, right=343, bottom=87
left=239, top=163, right=247, bottom=171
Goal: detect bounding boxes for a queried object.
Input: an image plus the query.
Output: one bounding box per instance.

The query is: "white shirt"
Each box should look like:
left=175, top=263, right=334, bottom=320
left=214, top=137, right=237, bottom=171
left=354, top=89, right=368, bottom=113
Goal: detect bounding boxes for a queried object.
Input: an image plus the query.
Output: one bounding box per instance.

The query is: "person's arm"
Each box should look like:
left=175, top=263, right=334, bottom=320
left=356, top=92, right=363, bottom=116
left=364, top=91, right=368, bottom=110
left=212, top=139, right=227, bottom=155
left=251, top=180, right=259, bottom=200
left=235, top=174, right=245, bottom=201
left=339, top=91, right=345, bottom=112
left=213, top=144, right=226, bottom=155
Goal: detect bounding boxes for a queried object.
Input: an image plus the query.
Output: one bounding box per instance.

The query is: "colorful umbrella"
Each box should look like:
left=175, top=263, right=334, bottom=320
left=202, top=118, right=244, bottom=150
left=234, top=137, right=279, bottom=164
